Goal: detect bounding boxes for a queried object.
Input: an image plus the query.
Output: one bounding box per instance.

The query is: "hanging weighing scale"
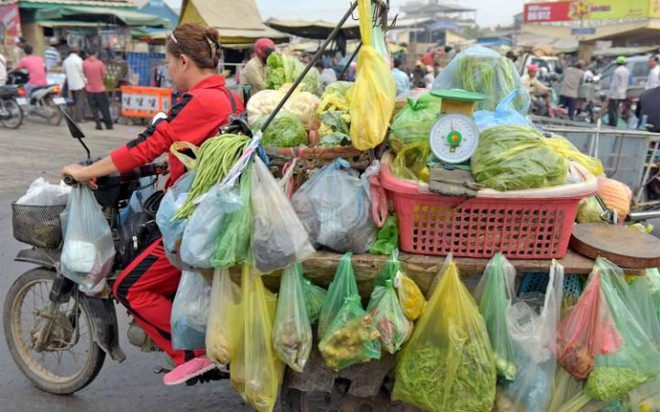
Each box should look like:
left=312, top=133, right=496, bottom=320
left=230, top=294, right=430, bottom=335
left=427, top=89, right=486, bottom=166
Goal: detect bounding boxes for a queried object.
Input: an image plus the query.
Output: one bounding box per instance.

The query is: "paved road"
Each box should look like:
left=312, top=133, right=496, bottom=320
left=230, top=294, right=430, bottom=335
left=0, top=119, right=254, bottom=412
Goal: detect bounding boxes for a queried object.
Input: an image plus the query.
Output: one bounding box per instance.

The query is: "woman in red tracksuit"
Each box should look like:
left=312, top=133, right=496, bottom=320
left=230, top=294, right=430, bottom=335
left=61, top=23, right=244, bottom=385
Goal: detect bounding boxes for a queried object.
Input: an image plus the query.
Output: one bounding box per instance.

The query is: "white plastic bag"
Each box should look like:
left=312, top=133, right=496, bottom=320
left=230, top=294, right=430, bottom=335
left=171, top=271, right=211, bottom=350
left=156, top=171, right=195, bottom=268
left=180, top=184, right=243, bottom=269
left=251, top=157, right=315, bottom=273
left=292, top=158, right=376, bottom=253
left=17, top=177, right=71, bottom=206
left=60, top=186, right=115, bottom=289
left=504, top=260, right=564, bottom=412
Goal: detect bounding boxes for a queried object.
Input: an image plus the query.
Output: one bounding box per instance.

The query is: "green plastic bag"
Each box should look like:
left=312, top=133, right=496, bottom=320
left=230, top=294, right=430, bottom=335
left=370, top=216, right=399, bottom=256
left=211, top=163, right=253, bottom=268
left=585, top=259, right=660, bottom=402
left=273, top=263, right=313, bottom=372
left=389, top=97, right=440, bottom=153
left=318, top=295, right=381, bottom=371
left=471, top=125, right=569, bottom=191
left=647, top=268, right=660, bottom=321
left=318, top=253, right=359, bottom=337
left=474, top=253, right=518, bottom=381
left=627, top=275, right=660, bottom=345
left=302, top=276, right=327, bottom=324
left=366, top=278, right=412, bottom=354
left=392, top=261, right=496, bottom=412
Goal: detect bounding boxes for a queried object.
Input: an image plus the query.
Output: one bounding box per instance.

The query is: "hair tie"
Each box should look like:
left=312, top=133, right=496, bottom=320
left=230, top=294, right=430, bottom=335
left=205, top=37, right=220, bottom=58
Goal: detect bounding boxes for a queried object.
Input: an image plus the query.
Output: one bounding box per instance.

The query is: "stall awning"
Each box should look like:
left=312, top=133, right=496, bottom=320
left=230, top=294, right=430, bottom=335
left=264, top=18, right=361, bottom=40
left=180, top=0, right=288, bottom=45
left=35, top=6, right=168, bottom=28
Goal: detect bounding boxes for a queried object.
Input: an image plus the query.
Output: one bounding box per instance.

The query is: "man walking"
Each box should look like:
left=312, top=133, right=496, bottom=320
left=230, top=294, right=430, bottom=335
left=391, top=58, right=411, bottom=96
left=63, top=48, right=87, bottom=122
left=607, top=56, right=630, bottom=127
left=559, top=60, right=585, bottom=120
left=646, top=56, right=660, bottom=90
left=83, top=49, right=112, bottom=130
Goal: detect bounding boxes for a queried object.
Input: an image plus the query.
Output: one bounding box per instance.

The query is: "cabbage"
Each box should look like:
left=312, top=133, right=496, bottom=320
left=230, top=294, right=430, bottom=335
left=267, top=53, right=322, bottom=95
left=471, top=125, right=568, bottom=191
left=254, top=113, right=308, bottom=148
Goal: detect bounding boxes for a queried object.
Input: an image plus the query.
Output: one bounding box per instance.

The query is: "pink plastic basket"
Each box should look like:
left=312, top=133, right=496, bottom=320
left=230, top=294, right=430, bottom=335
left=379, top=153, right=597, bottom=259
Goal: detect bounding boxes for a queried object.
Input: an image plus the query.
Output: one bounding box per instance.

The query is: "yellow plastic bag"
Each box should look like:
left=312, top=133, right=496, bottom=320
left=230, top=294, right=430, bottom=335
left=348, top=0, right=396, bottom=151
left=391, top=140, right=431, bottom=182
left=230, top=264, right=283, bottom=412
left=206, top=268, right=241, bottom=365
left=392, top=262, right=496, bottom=412
left=395, top=271, right=426, bottom=321
left=546, top=135, right=604, bottom=177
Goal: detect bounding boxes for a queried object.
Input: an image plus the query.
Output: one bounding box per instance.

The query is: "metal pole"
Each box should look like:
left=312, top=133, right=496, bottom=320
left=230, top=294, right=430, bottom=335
left=338, top=42, right=362, bottom=80
left=260, top=1, right=359, bottom=133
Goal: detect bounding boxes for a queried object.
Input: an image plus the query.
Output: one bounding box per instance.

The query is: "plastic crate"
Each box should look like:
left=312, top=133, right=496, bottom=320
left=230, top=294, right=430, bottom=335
left=12, top=203, right=66, bottom=249
left=379, top=153, right=597, bottom=259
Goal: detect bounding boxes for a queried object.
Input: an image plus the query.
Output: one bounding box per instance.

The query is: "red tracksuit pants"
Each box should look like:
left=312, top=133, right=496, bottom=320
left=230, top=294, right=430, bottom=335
left=113, top=239, right=204, bottom=365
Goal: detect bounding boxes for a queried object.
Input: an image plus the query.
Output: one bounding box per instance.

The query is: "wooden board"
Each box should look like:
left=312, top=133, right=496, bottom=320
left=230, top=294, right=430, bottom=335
left=570, top=223, right=660, bottom=269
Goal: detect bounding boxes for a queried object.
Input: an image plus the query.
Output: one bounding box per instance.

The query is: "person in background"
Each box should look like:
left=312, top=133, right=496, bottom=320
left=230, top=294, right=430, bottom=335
left=63, top=48, right=87, bottom=123
left=316, top=60, right=337, bottom=88
left=241, top=37, right=275, bottom=99
left=11, top=36, right=26, bottom=67
left=606, top=56, right=630, bottom=127
left=424, top=65, right=435, bottom=89
left=411, top=60, right=425, bottom=88
left=83, top=49, right=113, bottom=130
left=558, top=60, right=585, bottom=120
left=635, top=83, right=660, bottom=132
left=0, top=51, right=7, bottom=85
left=646, top=56, right=660, bottom=90
left=44, top=37, right=62, bottom=71
left=9, top=45, right=47, bottom=94
left=391, top=58, right=410, bottom=95
left=521, top=64, right=549, bottom=95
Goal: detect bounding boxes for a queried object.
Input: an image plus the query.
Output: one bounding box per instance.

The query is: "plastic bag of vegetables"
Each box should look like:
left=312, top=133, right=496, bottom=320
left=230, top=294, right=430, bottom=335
left=471, top=125, right=569, bottom=191
left=231, top=264, right=284, bottom=412
left=392, top=140, right=431, bottom=182
left=267, top=53, right=322, bottom=94
left=395, top=271, right=426, bottom=322
left=555, top=267, right=623, bottom=380
left=392, top=261, right=496, bottom=412
left=389, top=97, right=440, bottom=153
left=247, top=90, right=320, bottom=130
left=253, top=113, right=308, bottom=148
left=546, top=135, right=604, bottom=177
left=647, top=268, right=660, bottom=321
left=585, top=259, right=660, bottom=402
left=302, top=275, right=327, bottom=324
left=60, top=185, right=116, bottom=289
left=206, top=268, right=242, bottom=364
left=318, top=253, right=359, bottom=338
left=273, top=263, right=313, bottom=372
left=292, top=158, right=376, bottom=253
left=366, top=278, right=412, bottom=354
left=171, top=271, right=211, bottom=350
left=473, top=253, right=518, bottom=381
left=503, top=260, right=563, bottom=412
left=318, top=295, right=381, bottom=371
left=251, top=157, right=315, bottom=273
left=211, top=164, right=253, bottom=269
left=432, top=46, right=530, bottom=114
left=473, top=90, right=533, bottom=132
left=348, top=0, right=396, bottom=151
left=156, top=169, right=195, bottom=268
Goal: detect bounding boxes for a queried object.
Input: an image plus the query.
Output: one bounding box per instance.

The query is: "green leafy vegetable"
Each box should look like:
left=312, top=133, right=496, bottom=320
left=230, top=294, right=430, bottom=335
left=471, top=125, right=568, bottom=191
left=254, top=113, right=308, bottom=148
left=267, top=53, right=322, bottom=94
left=389, top=97, right=440, bottom=153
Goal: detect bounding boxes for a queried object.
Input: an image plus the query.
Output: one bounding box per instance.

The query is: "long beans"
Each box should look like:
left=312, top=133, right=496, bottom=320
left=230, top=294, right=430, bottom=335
left=173, top=134, right=250, bottom=219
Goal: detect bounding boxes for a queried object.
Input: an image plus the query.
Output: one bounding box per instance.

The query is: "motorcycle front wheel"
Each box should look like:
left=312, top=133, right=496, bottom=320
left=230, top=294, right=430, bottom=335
left=3, top=268, right=105, bottom=394
left=0, top=99, right=24, bottom=129
left=44, top=97, right=62, bottom=126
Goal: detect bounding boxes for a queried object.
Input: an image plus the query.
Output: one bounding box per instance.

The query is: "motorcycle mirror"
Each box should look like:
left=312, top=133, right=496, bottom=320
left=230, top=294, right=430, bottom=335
left=151, top=112, right=167, bottom=125
left=56, top=100, right=91, bottom=160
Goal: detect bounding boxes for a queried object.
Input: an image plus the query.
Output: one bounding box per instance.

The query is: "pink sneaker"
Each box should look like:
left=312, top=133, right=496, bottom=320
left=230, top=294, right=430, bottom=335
left=163, top=357, right=217, bottom=386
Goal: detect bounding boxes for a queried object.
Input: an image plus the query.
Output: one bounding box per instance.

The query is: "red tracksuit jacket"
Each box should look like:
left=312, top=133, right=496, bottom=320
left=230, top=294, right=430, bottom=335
left=110, top=75, right=244, bottom=185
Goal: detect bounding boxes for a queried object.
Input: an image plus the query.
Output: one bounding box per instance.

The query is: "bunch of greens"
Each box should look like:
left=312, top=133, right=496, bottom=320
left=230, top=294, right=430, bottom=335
left=267, top=53, right=322, bottom=94
left=317, top=82, right=353, bottom=147
left=471, top=125, right=568, bottom=191
left=254, top=113, right=307, bottom=148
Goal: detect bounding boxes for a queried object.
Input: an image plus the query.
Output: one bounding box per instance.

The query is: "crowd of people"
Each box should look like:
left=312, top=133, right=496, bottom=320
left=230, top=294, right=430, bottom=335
left=0, top=36, right=115, bottom=130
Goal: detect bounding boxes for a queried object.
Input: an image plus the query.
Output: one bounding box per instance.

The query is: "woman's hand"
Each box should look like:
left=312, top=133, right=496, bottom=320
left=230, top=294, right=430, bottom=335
left=61, top=163, right=97, bottom=189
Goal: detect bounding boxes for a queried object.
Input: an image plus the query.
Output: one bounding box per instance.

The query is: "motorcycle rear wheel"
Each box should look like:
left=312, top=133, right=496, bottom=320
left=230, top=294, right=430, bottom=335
left=0, top=99, right=24, bottom=129
left=44, top=98, right=62, bottom=126
left=3, top=268, right=105, bottom=394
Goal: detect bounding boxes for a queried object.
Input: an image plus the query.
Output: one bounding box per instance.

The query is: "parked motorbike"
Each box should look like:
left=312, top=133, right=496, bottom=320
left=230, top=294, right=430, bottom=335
left=2, top=106, right=189, bottom=395
left=0, top=85, right=24, bottom=129
left=7, top=69, right=63, bottom=126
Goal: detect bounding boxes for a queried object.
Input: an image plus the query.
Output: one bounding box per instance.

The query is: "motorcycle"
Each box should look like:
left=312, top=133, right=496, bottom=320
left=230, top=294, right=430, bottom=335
left=7, top=69, right=63, bottom=126
left=0, top=84, right=25, bottom=129
left=2, top=106, right=188, bottom=395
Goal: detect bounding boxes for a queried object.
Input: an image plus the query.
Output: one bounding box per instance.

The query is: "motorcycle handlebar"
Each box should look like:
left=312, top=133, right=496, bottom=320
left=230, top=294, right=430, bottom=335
left=62, top=162, right=168, bottom=187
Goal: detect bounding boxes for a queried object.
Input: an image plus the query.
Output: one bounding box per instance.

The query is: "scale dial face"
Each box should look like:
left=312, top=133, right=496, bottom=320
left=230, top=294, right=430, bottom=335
left=429, top=114, right=480, bottom=164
